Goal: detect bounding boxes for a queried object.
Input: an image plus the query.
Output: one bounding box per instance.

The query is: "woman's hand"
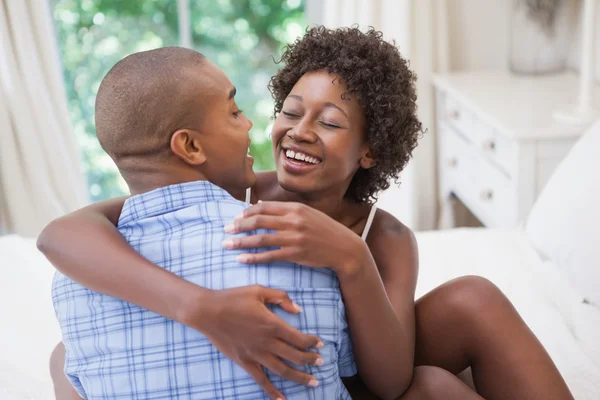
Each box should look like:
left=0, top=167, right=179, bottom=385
left=196, top=285, right=323, bottom=400
left=222, top=201, right=370, bottom=278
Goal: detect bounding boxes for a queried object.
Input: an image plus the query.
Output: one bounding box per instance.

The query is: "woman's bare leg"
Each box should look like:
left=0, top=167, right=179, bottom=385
left=50, top=342, right=83, bottom=400
left=399, top=366, right=483, bottom=400
left=414, top=276, right=573, bottom=400
left=346, top=366, right=482, bottom=400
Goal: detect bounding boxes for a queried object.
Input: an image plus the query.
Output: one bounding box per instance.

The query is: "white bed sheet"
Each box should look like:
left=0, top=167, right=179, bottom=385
left=2, top=231, right=599, bottom=399
left=415, top=228, right=600, bottom=400
left=0, top=235, right=61, bottom=400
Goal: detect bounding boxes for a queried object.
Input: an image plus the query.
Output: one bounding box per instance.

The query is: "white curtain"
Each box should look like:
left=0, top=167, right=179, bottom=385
left=0, top=0, right=88, bottom=237
left=307, top=0, right=449, bottom=231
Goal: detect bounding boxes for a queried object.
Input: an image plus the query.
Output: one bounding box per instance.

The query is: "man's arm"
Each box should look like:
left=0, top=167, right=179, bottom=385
left=37, top=200, right=323, bottom=400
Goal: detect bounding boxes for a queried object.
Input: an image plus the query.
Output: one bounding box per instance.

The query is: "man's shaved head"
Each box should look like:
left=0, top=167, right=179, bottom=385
left=95, top=47, right=206, bottom=163
left=94, top=47, right=255, bottom=195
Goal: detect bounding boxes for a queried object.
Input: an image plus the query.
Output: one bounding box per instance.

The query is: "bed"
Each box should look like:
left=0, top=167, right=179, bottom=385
left=417, top=228, right=600, bottom=400
left=2, top=122, right=600, bottom=399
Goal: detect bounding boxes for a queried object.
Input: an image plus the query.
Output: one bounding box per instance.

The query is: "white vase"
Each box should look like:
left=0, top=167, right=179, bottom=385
left=510, top=0, right=571, bottom=75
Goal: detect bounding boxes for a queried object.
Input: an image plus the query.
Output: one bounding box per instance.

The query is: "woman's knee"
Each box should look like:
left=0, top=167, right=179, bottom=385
left=412, top=366, right=454, bottom=393
left=402, top=366, right=470, bottom=400
left=440, top=275, right=511, bottom=322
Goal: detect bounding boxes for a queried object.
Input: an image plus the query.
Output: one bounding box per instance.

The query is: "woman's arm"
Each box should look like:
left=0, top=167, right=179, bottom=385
left=37, top=199, right=325, bottom=400
left=341, top=211, right=418, bottom=399
left=38, top=197, right=203, bottom=322
left=227, top=202, right=418, bottom=400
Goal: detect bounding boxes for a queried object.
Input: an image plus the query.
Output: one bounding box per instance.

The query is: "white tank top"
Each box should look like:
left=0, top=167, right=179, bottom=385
left=245, top=188, right=377, bottom=241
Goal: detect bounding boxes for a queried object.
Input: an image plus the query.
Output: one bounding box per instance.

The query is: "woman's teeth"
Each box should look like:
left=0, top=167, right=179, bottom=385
left=285, top=149, right=320, bottom=164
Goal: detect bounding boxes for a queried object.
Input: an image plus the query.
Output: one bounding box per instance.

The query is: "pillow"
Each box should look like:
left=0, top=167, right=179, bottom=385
left=526, top=120, right=600, bottom=306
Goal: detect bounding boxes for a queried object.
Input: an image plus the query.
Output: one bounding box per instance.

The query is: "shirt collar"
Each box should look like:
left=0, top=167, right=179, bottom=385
left=119, top=180, right=236, bottom=225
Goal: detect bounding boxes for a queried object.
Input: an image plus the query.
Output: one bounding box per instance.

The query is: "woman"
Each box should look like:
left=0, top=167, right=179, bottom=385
left=40, top=27, right=573, bottom=400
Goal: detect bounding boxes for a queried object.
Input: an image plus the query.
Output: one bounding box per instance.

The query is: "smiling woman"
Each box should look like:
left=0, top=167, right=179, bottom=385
left=273, top=70, right=372, bottom=196
left=269, top=27, right=422, bottom=204
left=52, top=0, right=306, bottom=201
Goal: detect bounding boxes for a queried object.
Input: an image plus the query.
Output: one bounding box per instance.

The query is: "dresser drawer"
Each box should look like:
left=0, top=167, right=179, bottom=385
left=443, top=93, right=473, bottom=137
left=439, top=126, right=516, bottom=228
left=442, top=92, right=514, bottom=176
left=472, top=119, right=515, bottom=177
left=434, top=72, right=591, bottom=229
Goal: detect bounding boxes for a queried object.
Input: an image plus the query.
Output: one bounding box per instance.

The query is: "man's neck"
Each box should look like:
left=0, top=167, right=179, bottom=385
left=122, top=163, right=208, bottom=196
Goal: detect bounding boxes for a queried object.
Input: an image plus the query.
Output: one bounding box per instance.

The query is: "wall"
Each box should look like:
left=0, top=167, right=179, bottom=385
left=447, top=0, right=600, bottom=80
left=446, top=0, right=511, bottom=71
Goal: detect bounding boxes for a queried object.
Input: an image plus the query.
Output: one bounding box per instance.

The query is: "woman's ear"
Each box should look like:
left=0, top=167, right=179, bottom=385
left=170, top=129, right=206, bottom=165
left=360, top=149, right=376, bottom=169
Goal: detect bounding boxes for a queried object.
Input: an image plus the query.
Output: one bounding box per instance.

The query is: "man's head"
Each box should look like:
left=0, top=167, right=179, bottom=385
left=95, top=47, right=255, bottom=195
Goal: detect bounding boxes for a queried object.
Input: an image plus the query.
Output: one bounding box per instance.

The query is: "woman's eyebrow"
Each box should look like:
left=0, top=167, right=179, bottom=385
left=287, top=94, right=347, bottom=117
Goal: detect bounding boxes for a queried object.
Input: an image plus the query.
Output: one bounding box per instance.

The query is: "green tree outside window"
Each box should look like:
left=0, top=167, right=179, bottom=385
left=53, top=0, right=306, bottom=201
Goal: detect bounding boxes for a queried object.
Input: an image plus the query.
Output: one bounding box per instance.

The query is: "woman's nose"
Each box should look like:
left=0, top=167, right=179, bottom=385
left=288, top=122, right=317, bottom=143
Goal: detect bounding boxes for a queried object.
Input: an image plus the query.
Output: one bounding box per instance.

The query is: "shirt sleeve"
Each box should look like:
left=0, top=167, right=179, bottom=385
left=66, top=372, right=88, bottom=399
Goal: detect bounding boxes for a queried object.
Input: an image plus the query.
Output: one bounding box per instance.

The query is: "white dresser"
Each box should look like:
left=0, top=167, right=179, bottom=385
left=433, top=71, right=600, bottom=229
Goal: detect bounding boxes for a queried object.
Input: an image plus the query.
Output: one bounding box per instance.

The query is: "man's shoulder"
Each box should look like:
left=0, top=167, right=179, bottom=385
left=119, top=180, right=250, bottom=226
left=203, top=197, right=249, bottom=221
left=120, top=197, right=249, bottom=229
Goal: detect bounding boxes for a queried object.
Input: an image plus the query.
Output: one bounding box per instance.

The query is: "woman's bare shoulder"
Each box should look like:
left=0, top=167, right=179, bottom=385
left=367, top=208, right=418, bottom=274
left=370, top=208, right=413, bottom=238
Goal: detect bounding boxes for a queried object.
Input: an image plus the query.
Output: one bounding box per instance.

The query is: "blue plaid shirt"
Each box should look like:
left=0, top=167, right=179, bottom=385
left=52, top=180, right=356, bottom=399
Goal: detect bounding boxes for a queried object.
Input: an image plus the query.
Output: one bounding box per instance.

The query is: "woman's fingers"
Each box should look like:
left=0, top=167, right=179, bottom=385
left=235, top=248, right=296, bottom=264
left=272, top=339, right=323, bottom=367
left=258, top=354, right=318, bottom=388
left=225, top=215, right=285, bottom=234
left=242, top=362, right=286, bottom=400
left=222, top=232, right=298, bottom=250
left=236, top=201, right=305, bottom=220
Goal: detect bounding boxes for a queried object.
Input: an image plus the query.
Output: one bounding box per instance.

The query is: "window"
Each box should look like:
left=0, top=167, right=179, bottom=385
left=53, top=0, right=306, bottom=201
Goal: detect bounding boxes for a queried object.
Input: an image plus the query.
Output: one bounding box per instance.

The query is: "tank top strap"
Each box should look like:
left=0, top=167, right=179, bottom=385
left=361, top=205, right=378, bottom=241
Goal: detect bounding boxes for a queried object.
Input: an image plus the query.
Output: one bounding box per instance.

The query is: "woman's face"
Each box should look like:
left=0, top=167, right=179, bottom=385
left=271, top=70, right=373, bottom=198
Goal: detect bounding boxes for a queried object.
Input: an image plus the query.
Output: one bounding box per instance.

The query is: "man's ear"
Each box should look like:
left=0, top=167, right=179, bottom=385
left=170, top=129, right=206, bottom=165
left=359, top=149, right=376, bottom=169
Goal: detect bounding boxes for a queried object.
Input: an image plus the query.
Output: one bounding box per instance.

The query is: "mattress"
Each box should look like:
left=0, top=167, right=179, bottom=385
left=1, top=231, right=599, bottom=399
left=415, top=228, right=600, bottom=399
left=0, top=235, right=61, bottom=400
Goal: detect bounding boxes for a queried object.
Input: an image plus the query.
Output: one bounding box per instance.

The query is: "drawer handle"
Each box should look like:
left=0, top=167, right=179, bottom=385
left=482, top=140, right=496, bottom=152
left=480, top=189, right=494, bottom=202
left=447, top=158, right=458, bottom=168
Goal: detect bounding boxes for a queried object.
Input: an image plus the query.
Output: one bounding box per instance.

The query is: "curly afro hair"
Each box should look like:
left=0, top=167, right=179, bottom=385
left=269, top=26, right=423, bottom=204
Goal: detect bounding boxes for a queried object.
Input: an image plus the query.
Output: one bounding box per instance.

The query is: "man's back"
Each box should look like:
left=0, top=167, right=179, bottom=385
left=52, top=180, right=355, bottom=399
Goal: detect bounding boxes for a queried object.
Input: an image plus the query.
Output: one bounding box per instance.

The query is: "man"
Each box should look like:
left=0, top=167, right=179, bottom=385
left=50, top=47, right=355, bottom=399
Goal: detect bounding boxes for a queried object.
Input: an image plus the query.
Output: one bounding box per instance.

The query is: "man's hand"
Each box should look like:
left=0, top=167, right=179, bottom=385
left=187, top=285, right=323, bottom=400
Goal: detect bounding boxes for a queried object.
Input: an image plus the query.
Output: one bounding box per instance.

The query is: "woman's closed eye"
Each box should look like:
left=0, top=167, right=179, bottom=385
left=282, top=110, right=300, bottom=118
left=233, top=109, right=244, bottom=118
left=282, top=111, right=342, bottom=128
left=320, top=120, right=341, bottom=129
